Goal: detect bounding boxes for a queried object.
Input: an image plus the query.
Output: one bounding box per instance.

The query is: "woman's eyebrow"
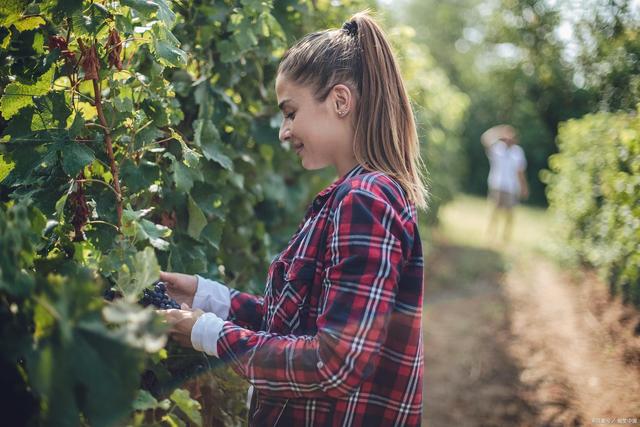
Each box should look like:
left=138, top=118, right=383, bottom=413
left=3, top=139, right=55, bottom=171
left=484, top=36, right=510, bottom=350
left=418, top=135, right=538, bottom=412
left=278, top=99, right=292, bottom=111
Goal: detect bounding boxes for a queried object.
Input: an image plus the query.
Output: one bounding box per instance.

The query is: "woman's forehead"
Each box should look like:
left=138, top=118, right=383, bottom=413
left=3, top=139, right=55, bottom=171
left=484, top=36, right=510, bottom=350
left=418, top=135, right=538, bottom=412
left=275, top=74, right=295, bottom=97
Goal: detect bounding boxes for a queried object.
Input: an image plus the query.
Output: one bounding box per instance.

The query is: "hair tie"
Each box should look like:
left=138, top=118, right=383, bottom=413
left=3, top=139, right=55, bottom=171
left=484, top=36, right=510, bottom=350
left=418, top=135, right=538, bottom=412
left=342, top=20, right=358, bottom=37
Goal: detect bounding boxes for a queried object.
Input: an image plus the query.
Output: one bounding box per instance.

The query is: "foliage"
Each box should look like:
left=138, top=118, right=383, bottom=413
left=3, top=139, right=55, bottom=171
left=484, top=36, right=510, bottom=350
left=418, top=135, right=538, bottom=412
left=0, top=0, right=368, bottom=425
left=573, top=0, right=640, bottom=111
left=541, top=109, right=640, bottom=307
left=397, top=0, right=596, bottom=205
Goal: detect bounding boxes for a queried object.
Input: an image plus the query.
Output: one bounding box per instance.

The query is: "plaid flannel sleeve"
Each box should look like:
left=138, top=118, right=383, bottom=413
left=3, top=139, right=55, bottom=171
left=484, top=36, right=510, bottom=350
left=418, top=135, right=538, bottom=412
left=214, top=188, right=405, bottom=398
left=227, top=289, right=265, bottom=331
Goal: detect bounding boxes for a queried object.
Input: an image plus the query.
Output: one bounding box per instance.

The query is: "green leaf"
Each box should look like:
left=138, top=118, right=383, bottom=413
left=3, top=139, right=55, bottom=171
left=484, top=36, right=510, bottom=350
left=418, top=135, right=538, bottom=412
left=0, top=67, right=54, bottom=120
left=193, top=119, right=233, bottom=170
left=72, top=326, right=145, bottom=427
left=0, top=0, right=24, bottom=27
left=67, top=112, right=85, bottom=138
left=234, top=25, right=258, bottom=52
left=52, top=0, right=83, bottom=15
left=122, top=207, right=171, bottom=250
left=117, top=247, right=161, bottom=299
left=25, top=270, right=145, bottom=427
left=102, top=299, right=167, bottom=352
left=170, top=128, right=201, bottom=167
left=55, top=192, right=68, bottom=221
left=200, top=219, right=224, bottom=250
left=155, top=0, right=176, bottom=27
left=170, top=388, right=202, bottom=427
left=13, top=16, right=45, bottom=31
left=135, top=125, right=165, bottom=149
left=168, top=243, right=207, bottom=274
left=165, top=152, right=203, bottom=192
left=132, top=390, right=159, bottom=411
left=138, top=219, right=171, bottom=250
left=187, top=194, right=207, bottom=239
left=122, top=0, right=175, bottom=26
left=61, top=143, right=95, bottom=176
left=151, top=24, right=187, bottom=68
left=120, top=159, right=159, bottom=193
left=0, top=154, right=15, bottom=182
left=153, top=38, right=187, bottom=67
left=134, top=247, right=161, bottom=290
left=121, top=0, right=158, bottom=15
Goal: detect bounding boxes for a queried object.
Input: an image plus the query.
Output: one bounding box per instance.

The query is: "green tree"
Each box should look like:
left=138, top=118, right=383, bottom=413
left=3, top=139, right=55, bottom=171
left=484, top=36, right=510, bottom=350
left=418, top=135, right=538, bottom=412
left=573, top=0, right=640, bottom=111
left=397, top=0, right=595, bottom=205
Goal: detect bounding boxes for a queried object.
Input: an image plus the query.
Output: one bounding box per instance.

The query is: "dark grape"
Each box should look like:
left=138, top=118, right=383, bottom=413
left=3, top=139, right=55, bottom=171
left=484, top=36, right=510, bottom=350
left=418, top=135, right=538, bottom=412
left=104, top=281, right=180, bottom=309
left=103, top=288, right=116, bottom=301
left=139, top=281, right=181, bottom=309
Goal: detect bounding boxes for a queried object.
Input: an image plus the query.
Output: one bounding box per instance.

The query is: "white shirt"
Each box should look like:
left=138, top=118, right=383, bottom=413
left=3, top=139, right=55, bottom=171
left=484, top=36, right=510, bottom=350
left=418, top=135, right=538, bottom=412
left=487, top=140, right=527, bottom=195
left=190, top=276, right=228, bottom=357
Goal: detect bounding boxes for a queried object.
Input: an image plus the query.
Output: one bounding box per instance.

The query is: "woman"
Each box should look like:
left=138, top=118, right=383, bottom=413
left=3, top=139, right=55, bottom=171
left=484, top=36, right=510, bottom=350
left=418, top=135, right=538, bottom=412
left=160, top=11, right=428, bottom=426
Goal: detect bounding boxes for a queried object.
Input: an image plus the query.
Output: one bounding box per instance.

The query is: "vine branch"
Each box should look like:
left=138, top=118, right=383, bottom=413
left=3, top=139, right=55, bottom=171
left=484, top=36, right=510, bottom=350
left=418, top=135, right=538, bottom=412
left=80, top=40, right=123, bottom=229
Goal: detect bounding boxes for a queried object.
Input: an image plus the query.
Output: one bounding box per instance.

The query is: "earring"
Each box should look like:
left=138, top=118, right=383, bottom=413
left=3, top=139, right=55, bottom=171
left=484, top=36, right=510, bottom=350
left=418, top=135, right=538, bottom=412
left=338, top=110, right=346, bottom=117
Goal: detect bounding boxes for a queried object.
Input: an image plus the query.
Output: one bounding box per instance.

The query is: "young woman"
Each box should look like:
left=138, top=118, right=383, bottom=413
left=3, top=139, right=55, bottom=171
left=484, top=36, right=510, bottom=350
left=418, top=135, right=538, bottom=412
left=160, top=11, right=428, bottom=426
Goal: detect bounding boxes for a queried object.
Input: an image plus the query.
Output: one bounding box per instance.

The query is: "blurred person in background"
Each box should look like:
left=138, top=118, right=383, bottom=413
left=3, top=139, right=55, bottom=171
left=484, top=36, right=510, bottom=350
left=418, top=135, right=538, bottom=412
left=481, top=124, right=529, bottom=242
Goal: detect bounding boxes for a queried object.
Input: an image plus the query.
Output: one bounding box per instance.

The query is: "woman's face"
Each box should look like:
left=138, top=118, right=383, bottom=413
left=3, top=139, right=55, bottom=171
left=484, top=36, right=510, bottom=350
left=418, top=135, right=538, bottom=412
left=275, top=74, right=357, bottom=175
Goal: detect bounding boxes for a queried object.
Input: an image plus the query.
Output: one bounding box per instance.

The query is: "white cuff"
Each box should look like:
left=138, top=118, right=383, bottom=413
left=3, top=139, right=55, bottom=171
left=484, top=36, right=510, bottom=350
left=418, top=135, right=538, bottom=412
left=191, top=313, right=225, bottom=357
left=193, top=275, right=231, bottom=319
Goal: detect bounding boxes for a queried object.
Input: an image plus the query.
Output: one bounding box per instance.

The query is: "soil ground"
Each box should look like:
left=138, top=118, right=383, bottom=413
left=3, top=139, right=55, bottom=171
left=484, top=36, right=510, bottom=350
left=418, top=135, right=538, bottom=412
left=421, top=195, right=640, bottom=427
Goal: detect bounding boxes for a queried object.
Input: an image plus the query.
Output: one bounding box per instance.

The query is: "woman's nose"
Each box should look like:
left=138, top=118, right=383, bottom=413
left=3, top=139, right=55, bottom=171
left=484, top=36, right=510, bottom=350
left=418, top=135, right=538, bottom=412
left=279, top=125, right=291, bottom=143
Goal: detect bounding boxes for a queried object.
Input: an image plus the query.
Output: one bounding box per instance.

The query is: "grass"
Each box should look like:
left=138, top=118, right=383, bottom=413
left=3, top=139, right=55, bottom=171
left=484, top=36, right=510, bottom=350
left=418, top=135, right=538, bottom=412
left=424, top=193, right=558, bottom=258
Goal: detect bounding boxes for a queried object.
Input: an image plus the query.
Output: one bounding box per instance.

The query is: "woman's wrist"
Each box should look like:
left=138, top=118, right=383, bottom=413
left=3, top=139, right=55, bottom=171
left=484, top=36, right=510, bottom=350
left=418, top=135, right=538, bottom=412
left=191, top=312, right=225, bottom=357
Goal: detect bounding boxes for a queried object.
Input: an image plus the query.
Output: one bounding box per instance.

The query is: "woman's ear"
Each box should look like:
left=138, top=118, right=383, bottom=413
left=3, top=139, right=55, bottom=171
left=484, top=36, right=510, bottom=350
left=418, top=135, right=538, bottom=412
left=331, top=84, right=353, bottom=117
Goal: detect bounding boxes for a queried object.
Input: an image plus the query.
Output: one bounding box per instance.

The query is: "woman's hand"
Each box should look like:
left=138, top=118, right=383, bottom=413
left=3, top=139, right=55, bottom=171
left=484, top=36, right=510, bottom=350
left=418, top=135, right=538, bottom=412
left=159, top=304, right=204, bottom=348
left=159, top=271, right=197, bottom=307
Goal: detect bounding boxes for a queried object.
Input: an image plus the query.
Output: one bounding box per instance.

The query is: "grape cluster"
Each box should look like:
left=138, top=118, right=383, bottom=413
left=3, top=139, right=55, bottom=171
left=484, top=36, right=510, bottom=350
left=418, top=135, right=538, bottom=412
left=139, top=281, right=181, bottom=309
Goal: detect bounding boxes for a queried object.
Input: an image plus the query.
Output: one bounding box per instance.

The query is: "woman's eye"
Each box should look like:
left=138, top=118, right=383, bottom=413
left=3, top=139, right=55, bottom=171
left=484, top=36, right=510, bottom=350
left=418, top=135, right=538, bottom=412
left=285, top=112, right=296, bottom=120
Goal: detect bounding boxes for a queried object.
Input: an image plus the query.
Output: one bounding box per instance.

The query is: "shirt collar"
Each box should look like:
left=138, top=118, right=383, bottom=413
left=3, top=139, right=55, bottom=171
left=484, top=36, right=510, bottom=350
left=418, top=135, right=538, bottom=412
left=317, top=163, right=367, bottom=199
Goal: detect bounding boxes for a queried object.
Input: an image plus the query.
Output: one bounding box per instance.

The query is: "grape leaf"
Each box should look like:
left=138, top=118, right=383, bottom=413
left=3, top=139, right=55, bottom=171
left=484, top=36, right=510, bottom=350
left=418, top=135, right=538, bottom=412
left=102, top=299, right=167, bottom=352
left=187, top=194, right=206, bottom=239
left=0, top=67, right=54, bottom=120
left=13, top=16, right=45, bottom=31
left=61, top=142, right=95, bottom=176
left=193, top=119, right=233, bottom=170
left=150, top=24, right=186, bottom=68
left=132, top=390, right=160, bottom=411
left=116, top=246, right=161, bottom=299
left=0, top=154, right=15, bottom=182
left=138, top=219, right=171, bottom=250
left=121, top=0, right=174, bottom=26
left=165, top=152, right=203, bottom=192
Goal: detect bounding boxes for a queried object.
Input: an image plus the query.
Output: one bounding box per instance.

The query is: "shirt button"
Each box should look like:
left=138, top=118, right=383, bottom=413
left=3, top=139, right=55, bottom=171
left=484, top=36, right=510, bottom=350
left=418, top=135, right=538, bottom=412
left=317, top=361, right=324, bottom=369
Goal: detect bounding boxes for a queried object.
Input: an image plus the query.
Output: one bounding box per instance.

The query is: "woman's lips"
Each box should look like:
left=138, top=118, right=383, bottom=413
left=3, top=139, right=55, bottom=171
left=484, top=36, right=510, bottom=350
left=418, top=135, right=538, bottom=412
left=294, top=144, right=304, bottom=154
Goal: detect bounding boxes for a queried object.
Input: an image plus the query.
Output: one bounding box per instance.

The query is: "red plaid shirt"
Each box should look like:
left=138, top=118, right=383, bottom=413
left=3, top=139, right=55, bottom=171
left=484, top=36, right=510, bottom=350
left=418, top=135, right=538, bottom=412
left=218, top=164, right=424, bottom=426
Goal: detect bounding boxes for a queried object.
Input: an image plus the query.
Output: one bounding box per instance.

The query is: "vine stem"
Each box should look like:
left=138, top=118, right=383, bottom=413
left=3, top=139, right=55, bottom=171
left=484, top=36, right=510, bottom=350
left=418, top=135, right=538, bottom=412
left=88, top=43, right=123, bottom=230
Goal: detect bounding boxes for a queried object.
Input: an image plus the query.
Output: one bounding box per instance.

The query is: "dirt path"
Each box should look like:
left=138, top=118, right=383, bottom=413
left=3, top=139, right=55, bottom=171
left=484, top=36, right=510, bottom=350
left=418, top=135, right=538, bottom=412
left=422, top=238, right=640, bottom=426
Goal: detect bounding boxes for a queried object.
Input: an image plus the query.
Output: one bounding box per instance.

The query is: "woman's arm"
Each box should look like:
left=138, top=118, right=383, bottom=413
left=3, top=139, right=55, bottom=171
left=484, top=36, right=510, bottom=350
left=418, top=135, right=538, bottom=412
left=481, top=124, right=514, bottom=150
left=193, top=189, right=407, bottom=399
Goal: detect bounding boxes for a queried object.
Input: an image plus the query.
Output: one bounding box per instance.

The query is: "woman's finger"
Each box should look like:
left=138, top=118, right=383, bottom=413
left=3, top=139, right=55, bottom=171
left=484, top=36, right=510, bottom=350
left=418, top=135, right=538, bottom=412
left=159, top=271, right=175, bottom=283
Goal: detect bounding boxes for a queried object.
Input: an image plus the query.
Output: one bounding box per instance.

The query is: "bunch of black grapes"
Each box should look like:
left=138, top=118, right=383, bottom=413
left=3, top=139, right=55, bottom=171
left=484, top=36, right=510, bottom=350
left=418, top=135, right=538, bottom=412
left=139, top=281, right=181, bottom=309
left=103, top=281, right=180, bottom=309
